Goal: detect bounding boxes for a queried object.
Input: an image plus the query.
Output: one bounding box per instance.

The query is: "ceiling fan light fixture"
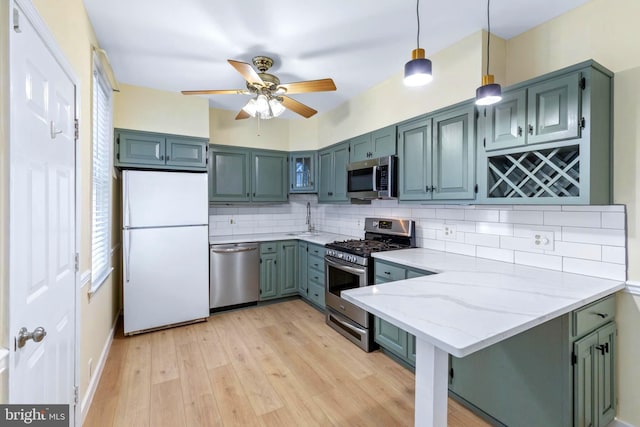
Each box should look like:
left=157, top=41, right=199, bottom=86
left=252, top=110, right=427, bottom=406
left=269, top=98, right=286, bottom=117
left=476, top=0, right=502, bottom=106
left=242, top=98, right=258, bottom=116
left=404, top=48, right=433, bottom=87
left=476, top=74, right=502, bottom=105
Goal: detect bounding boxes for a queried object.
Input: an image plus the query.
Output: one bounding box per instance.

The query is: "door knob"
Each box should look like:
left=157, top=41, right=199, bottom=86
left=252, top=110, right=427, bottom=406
left=17, top=326, right=47, bottom=349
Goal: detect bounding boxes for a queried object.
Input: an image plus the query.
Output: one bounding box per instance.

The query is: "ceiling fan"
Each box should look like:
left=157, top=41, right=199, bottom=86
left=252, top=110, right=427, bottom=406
left=182, top=56, right=337, bottom=120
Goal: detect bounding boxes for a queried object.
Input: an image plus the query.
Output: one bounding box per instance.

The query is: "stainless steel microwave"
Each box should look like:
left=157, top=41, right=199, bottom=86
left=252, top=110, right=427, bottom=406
left=346, top=155, right=397, bottom=200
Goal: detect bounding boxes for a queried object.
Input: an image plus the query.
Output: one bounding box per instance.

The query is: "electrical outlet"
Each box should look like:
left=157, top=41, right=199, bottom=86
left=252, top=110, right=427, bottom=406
left=530, top=230, right=554, bottom=250
left=442, top=224, right=457, bottom=240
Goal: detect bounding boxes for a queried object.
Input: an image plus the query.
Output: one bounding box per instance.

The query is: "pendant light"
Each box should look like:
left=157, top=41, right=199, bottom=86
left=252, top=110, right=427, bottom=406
left=404, top=0, right=432, bottom=86
left=475, top=0, right=502, bottom=105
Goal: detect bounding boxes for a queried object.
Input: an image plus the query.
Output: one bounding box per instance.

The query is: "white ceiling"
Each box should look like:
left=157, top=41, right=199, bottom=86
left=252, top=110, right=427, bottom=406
left=83, top=0, right=591, bottom=119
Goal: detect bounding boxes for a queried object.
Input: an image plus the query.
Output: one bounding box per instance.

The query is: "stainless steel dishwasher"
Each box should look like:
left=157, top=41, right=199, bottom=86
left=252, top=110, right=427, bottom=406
left=209, top=242, right=260, bottom=310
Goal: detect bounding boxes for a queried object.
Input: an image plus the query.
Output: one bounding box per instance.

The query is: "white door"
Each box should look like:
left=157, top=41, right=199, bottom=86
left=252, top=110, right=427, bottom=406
left=9, top=0, right=77, bottom=420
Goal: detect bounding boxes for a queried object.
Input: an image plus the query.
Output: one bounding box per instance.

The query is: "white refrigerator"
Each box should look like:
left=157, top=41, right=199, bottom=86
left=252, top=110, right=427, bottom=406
left=122, top=170, right=209, bottom=335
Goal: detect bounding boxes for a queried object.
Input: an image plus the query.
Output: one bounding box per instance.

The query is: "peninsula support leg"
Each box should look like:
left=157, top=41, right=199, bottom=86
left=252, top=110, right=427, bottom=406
left=414, top=338, right=449, bottom=427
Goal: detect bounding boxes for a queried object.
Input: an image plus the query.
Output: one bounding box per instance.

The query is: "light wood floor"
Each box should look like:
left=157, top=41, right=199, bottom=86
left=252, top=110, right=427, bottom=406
left=84, top=299, right=489, bottom=426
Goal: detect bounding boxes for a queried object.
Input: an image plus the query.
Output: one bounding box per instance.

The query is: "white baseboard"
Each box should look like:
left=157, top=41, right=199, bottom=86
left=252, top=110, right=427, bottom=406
left=80, top=312, right=120, bottom=424
left=608, top=418, right=637, bottom=427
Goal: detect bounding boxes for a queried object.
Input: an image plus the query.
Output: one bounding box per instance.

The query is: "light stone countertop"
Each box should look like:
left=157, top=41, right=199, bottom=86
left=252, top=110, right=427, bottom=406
left=208, top=231, right=357, bottom=247
left=342, top=248, right=625, bottom=358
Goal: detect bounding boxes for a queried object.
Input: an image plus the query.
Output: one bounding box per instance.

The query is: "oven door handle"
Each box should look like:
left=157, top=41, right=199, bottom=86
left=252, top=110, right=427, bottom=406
left=328, top=312, right=366, bottom=335
left=325, top=257, right=366, bottom=276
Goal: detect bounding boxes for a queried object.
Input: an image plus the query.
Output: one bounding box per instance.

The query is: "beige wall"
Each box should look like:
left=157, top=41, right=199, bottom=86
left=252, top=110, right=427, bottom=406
left=114, top=84, right=210, bottom=138
left=209, top=107, right=289, bottom=150
left=507, top=2, right=640, bottom=422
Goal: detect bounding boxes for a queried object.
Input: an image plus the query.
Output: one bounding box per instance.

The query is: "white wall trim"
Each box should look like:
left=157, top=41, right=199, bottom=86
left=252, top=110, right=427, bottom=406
left=609, top=418, right=636, bottom=427
left=624, top=280, right=640, bottom=296
left=0, top=348, right=9, bottom=373
left=80, top=311, right=120, bottom=424
left=80, top=269, right=92, bottom=289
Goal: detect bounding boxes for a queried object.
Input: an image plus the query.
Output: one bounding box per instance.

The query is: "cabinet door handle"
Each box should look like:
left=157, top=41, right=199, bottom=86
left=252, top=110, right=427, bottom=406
left=592, top=312, right=609, bottom=319
left=517, top=126, right=523, bottom=137
left=595, top=343, right=609, bottom=355
left=160, top=154, right=164, bottom=161
left=384, top=271, right=391, bottom=275
left=425, top=186, right=431, bottom=192
left=328, top=192, right=333, bottom=196
left=528, top=124, right=534, bottom=135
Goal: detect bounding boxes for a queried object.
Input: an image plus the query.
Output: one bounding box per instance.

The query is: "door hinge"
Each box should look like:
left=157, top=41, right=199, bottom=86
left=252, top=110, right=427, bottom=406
left=449, top=368, right=454, bottom=380
left=580, top=117, right=586, bottom=129
left=74, top=253, right=79, bottom=273
left=474, top=184, right=478, bottom=194
left=579, top=77, right=586, bottom=90
left=74, top=385, right=79, bottom=405
left=74, top=118, right=79, bottom=140
left=571, top=352, right=577, bottom=366
left=13, top=8, right=22, bottom=33
left=483, top=138, right=486, bottom=148
left=260, top=258, right=262, bottom=264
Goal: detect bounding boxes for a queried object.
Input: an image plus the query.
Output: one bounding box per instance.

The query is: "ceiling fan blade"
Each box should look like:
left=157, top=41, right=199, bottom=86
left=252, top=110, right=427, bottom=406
left=181, top=89, right=249, bottom=95
left=228, top=59, right=264, bottom=86
left=235, top=109, right=250, bottom=120
left=281, top=96, right=317, bottom=118
left=278, top=78, right=336, bottom=94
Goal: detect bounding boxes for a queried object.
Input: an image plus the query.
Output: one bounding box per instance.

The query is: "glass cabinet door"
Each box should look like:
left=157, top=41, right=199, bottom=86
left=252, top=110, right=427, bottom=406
left=289, top=151, right=317, bottom=193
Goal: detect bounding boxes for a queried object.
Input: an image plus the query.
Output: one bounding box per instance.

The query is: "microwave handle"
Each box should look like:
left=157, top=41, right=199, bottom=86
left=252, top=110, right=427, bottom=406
left=372, top=165, right=378, bottom=191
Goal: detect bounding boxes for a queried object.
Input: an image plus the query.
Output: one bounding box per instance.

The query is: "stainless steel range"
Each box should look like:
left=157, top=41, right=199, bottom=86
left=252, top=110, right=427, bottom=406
left=325, top=218, right=416, bottom=351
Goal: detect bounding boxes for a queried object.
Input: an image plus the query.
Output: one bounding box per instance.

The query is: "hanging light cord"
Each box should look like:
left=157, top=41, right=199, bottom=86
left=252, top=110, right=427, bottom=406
left=416, top=0, right=421, bottom=49
left=486, top=0, right=491, bottom=75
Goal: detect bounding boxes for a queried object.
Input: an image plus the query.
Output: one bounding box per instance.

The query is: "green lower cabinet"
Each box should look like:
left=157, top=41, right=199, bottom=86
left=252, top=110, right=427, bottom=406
left=373, top=259, right=431, bottom=367
left=279, top=241, right=298, bottom=296
left=374, top=317, right=407, bottom=357
left=259, top=241, right=298, bottom=301
left=299, top=243, right=326, bottom=308
left=574, top=322, right=616, bottom=427
left=259, top=252, right=278, bottom=300
left=448, top=294, right=616, bottom=427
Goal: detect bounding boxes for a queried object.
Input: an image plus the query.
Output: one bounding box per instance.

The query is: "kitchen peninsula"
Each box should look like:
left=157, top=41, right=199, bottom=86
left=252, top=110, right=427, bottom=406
left=342, top=248, right=625, bottom=427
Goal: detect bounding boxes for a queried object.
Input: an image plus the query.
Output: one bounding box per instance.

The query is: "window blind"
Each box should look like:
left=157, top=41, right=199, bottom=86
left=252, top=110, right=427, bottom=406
left=91, top=63, right=113, bottom=290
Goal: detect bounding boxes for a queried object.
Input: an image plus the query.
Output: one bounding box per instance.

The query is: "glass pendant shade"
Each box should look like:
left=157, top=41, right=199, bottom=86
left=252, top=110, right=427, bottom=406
left=475, top=74, right=502, bottom=106
left=242, top=94, right=285, bottom=119
left=404, top=48, right=433, bottom=87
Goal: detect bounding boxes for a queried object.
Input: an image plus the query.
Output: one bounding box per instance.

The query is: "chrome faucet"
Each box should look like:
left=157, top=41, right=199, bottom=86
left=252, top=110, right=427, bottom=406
left=306, top=202, right=312, bottom=231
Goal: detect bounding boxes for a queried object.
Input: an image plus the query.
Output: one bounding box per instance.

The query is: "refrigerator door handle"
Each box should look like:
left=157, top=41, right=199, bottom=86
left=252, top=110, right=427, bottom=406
left=124, top=172, right=131, bottom=227
left=124, top=229, right=131, bottom=283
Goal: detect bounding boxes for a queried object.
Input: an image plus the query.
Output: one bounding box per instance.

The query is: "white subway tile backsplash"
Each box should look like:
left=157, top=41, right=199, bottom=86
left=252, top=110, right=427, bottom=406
left=515, top=251, right=562, bottom=271
left=562, top=227, right=625, bottom=247
left=544, top=211, right=601, bottom=227
left=444, top=241, right=476, bottom=257
left=547, top=241, right=601, bottom=261
left=464, top=209, right=500, bottom=222
left=562, top=258, right=626, bottom=281
left=477, top=246, right=514, bottom=263
left=465, top=232, right=500, bottom=248
left=601, top=212, right=626, bottom=229
left=602, top=246, right=626, bottom=265
left=499, top=210, right=544, bottom=225
left=476, top=222, right=514, bottom=236
left=209, top=198, right=626, bottom=281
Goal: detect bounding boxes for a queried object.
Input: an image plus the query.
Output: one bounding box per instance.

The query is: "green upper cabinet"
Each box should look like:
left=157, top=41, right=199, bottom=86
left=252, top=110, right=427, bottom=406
left=398, top=116, right=432, bottom=201
left=485, top=89, right=527, bottom=151
left=398, top=102, right=475, bottom=202
left=115, top=129, right=208, bottom=171
left=349, top=125, right=397, bottom=162
left=208, top=146, right=251, bottom=202
left=477, top=61, right=613, bottom=204
left=289, top=151, right=317, bottom=193
left=208, top=145, right=288, bottom=203
left=483, top=73, right=580, bottom=152
left=252, top=150, right=288, bottom=202
left=527, top=73, right=581, bottom=145
left=432, top=104, right=476, bottom=200
left=318, top=141, right=349, bottom=203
